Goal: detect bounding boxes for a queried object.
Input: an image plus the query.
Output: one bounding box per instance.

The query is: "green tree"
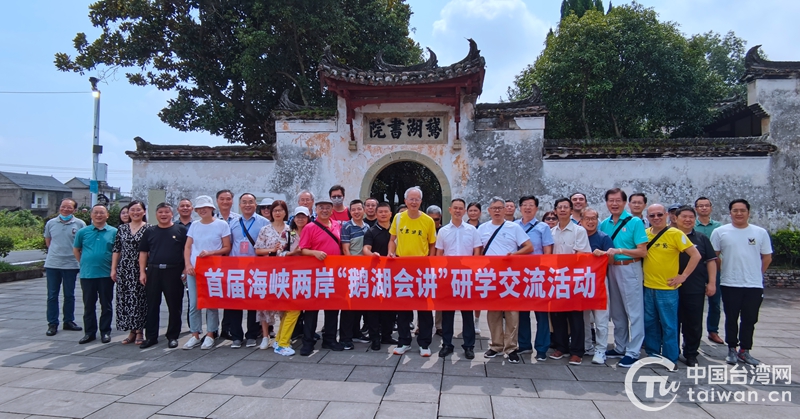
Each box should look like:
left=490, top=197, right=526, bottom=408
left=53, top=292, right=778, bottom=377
left=510, top=4, right=724, bottom=139
left=560, top=0, right=604, bottom=19
left=689, top=31, right=747, bottom=99
left=55, top=0, right=421, bottom=146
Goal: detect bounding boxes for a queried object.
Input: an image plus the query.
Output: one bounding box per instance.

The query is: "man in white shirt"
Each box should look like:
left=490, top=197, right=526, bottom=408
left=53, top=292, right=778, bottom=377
left=550, top=198, right=592, bottom=365
left=710, top=199, right=772, bottom=366
left=435, top=199, right=482, bottom=360
left=478, top=197, right=533, bottom=364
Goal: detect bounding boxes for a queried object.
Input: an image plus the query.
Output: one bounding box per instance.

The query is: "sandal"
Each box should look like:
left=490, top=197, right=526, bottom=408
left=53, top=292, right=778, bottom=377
left=134, top=331, right=144, bottom=345
left=122, top=332, right=137, bottom=344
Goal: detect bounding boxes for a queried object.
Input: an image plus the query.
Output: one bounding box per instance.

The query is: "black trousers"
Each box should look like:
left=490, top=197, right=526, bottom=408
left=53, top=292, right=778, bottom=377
left=144, top=267, right=184, bottom=341
left=366, top=310, right=396, bottom=343
left=678, top=292, right=705, bottom=358
left=339, top=310, right=357, bottom=343
left=721, top=286, right=763, bottom=350
left=551, top=310, right=585, bottom=356
left=225, top=309, right=260, bottom=341
left=397, top=310, right=433, bottom=348
left=302, top=310, right=339, bottom=347
left=442, top=310, right=476, bottom=349
left=81, top=277, right=114, bottom=336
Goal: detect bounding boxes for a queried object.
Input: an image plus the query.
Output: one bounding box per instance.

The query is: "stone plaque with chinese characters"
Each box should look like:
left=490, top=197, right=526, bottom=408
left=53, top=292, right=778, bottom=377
left=364, top=113, right=448, bottom=144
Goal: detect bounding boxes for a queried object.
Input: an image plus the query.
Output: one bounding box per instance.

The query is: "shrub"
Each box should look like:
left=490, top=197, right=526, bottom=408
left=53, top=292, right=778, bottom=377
left=0, top=236, right=13, bottom=258
left=0, top=261, right=20, bottom=273
left=771, top=228, right=800, bottom=268
left=0, top=209, right=42, bottom=228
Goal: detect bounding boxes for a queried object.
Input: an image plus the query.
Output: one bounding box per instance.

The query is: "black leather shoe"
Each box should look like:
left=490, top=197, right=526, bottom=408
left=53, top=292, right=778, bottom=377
left=465, top=348, right=475, bottom=359
left=139, top=339, right=158, bottom=349
left=168, top=339, right=179, bottom=349
left=101, top=333, right=111, bottom=344
left=300, top=344, right=314, bottom=356
left=381, top=337, right=399, bottom=345
left=683, top=355, right=698, bottom=367
left=438, top=346, right=454, bottom=357
left=79, top=334, right=96, bottom=344
left=370, top=341, right=381, bottom=351
left=63, top=321, right=82, bottom=331
left=46, top=324, right=58, bottom=336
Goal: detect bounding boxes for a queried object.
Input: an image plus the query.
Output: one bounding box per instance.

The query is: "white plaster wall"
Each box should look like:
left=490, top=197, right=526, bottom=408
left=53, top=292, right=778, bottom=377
left=131, top=160, right=281, bottom=205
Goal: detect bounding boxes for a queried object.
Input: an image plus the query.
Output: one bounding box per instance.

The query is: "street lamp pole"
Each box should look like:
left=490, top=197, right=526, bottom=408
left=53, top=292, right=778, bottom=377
left=89, top=77, right=101, bottom=207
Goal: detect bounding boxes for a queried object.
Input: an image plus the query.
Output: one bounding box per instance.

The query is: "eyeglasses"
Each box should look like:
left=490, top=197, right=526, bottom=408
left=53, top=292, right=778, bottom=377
left=406, top=198, right=421, bottom=203
left=544, top=217, right=557, bottom=221
left=648, top=213, right=665, bottom=218
left=432, top=218, right=441, bottom=223
left=489, top=207, right=504, bottom=211
left=583, top=216, right=598, bottom=221
left=695, top=204, right=711, bottom=208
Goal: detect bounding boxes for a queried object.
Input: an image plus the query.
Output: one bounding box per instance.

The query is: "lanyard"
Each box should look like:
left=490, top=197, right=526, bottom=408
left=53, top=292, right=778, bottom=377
left=239, top=217, right=255, bottom=237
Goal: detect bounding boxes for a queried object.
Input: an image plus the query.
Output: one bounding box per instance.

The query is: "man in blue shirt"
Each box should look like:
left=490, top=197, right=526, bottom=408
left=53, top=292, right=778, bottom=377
left=598, top=188, right=648, bottom=368
left=583, top=207, right=614, bottom=365
left=73, top=204, right=117, bottom=344
left=514, top=195, right=554, bottom=361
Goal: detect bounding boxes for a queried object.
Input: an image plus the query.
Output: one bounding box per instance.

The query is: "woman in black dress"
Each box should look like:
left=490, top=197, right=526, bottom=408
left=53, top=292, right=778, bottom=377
left=111, top=201, right=149, bottom=345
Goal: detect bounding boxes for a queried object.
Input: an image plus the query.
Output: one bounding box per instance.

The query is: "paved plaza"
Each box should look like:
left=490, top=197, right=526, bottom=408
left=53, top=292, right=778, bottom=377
left=0, top=276, right=798, bottom=419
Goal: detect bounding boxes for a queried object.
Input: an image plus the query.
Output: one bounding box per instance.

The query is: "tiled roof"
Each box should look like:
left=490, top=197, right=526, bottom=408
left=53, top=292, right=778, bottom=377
left=475, top=86, right=548, bottom=118
left=318, top=39, right=485, bottom=90
left=743, top=45, right=800, bottom=82
left=543, top=136, right=776, bottom=159
left=125, top=137, right=274, bottom=161
left=0, top=171, right=71, bottom=192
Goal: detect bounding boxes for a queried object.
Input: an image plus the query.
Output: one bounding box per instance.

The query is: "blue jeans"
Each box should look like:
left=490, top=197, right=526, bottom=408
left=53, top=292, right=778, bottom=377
left=46, top=268, right=79, bottom=326
left=518, top=311, right=532, bottom=351
left=706, top=272, right=722, bottom=333
left=534, top=311, right=551, bottom=353
left=186, top=275, right=219, bottom=334
left=644, top=287, right=679, bottom=363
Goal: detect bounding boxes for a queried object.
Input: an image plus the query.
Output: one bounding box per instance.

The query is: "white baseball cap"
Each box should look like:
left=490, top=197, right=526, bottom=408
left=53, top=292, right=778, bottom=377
left=293, top=206, right=310, bottom=217
left=193, top=195, right=216, bottom=209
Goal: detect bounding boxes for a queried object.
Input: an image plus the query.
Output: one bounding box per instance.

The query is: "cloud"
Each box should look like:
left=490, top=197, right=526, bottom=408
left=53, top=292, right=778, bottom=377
left=428, top=0, right=552, bottom=101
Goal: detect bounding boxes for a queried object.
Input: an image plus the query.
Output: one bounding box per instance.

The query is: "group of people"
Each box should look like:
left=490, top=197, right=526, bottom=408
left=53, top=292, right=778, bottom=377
left=43, top=185, right=772, bottom=370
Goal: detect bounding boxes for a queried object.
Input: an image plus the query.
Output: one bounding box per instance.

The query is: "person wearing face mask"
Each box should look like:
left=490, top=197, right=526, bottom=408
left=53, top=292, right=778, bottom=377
left=329, top=184, right=351, bottom=222
left=44, top=198, right=86, bottom=336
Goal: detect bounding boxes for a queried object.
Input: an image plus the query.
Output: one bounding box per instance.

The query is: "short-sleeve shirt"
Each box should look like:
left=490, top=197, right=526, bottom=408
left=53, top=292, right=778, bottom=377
left=551, top=222, right=592, bottom=255
left=364, top=223, right=391, bottom=256
left=44, top=216, right=86, bottom=269
left=331, top=208, right=351, bottom=223
left=435, top=222, right=481, bottom=256
left=515, top=219, right=554, bottom=255
left=477, top=221, right=530, bottom=255
left=341, top=220, right=370, bottom=255
left=297, top=220, right=342, bottom=256
left=694, top=218, right=722, bottom=239
left=139, top=224, right=188, bottom=266
left=73, top=224, right=117, bottom=279
left=215, top=211, right=240, bottom=223
left=389, top=212, right=436, bottom=257
left=588, top=231, right=614, bottom=252
left=711, top=224, right=772, bottom=288
left=599, top=211, right=649, bottom=261
left=644, top=227, right=693, bottom=290
left=678, top=230, right=717, bottom=295
left=187, top=219, right=231, bottom=266
left=229, top=214, right=269, bottom=257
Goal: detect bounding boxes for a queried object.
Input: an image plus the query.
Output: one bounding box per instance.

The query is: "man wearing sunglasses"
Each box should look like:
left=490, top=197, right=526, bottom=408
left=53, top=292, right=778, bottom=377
left=643, top=204, right=701, bottom=371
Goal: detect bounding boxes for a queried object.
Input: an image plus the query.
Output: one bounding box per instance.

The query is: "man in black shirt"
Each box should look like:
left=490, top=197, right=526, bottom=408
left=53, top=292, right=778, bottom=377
left=675, top=206, right=717, bottom=367
left=362, top=202, right=397, bottom=350
left=138, top=202, right=188, bottom=349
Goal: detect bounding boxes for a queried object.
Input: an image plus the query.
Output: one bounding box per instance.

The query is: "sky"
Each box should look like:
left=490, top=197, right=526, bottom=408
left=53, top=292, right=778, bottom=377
left=1, top=0, right=797, bottom=195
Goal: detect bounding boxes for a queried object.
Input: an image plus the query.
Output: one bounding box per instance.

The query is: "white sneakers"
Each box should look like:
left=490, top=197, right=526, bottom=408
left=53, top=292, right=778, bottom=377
left=591, top=352, right=606, bottom=365
left=275, top=346, right=295, bottom=356
left=393, top=344, right=412, bottom=355
left=420, top=347, right=432, bottom=357
left=259, top=337, right=270, bottom=350
left=200, top=336, right=215, bottom=350
left=183, top=336, right=200, bottom=350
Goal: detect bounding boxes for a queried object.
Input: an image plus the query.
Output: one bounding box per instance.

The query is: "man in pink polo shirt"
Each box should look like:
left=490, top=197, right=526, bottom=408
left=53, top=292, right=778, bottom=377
left=298, top=198, right=344, bottom=356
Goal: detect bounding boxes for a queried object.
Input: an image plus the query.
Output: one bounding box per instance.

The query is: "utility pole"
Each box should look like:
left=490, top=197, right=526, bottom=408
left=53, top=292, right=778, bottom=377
left=89, top=77, right=102, bottom=207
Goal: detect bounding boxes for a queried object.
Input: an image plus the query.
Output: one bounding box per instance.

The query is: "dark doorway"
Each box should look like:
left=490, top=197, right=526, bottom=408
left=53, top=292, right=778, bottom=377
left=370, top=161, right=443, bottom=213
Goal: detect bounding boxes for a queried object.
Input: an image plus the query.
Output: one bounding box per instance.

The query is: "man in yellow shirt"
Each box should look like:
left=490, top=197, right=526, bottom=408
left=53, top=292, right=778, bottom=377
left=388, top=186, right=437, bottom=356
left=643, top=203, right=701, bottom=370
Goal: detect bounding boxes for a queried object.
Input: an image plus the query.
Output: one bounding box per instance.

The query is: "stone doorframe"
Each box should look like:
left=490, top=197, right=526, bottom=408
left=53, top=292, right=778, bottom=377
left=359, top=151, right=453, bottom=224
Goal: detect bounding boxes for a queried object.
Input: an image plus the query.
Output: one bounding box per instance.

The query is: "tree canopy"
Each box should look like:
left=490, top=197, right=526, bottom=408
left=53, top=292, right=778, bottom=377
left=560, top=0, right=604, bottom=19
left=55, top=0, right=422, bottom=146
left=510, top=3, right=738, bottom=139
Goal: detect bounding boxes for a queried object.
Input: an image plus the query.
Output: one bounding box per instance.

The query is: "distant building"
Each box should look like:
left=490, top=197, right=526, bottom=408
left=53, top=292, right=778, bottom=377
left=0, top=171, right=73, bottom=217
left=65, top=177, right=122, bottom=208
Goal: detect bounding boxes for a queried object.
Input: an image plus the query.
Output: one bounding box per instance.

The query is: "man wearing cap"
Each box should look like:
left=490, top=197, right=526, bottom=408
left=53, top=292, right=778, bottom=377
left=138, top=202, right=187, bottom=349
left=390, top=186, right=438, bottom=357
left=667, top=203, right=682, bottom=226
left=643, top=203, right=701, bottom=370
left=226, top=193, right=269, bottom=349
left=298, top=197, right=345, bottom=355
left=44, top=198, right=86, bottom=337
left=73, top=204, right=117, bottom=344
left=694, top=197, right=724, bottom=344
left=599, top=188, right=649, bottom=368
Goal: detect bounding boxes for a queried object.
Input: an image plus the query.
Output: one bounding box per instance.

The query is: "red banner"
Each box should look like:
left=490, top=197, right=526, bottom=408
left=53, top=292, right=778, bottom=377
left=194, top=255, right=607, bottom=312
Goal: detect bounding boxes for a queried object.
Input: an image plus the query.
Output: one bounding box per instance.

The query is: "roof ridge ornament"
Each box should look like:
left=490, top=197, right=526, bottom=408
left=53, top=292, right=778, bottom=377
left=375, top=48, right=438, bottom=72
left=743, top=45, right=800, bottom=81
